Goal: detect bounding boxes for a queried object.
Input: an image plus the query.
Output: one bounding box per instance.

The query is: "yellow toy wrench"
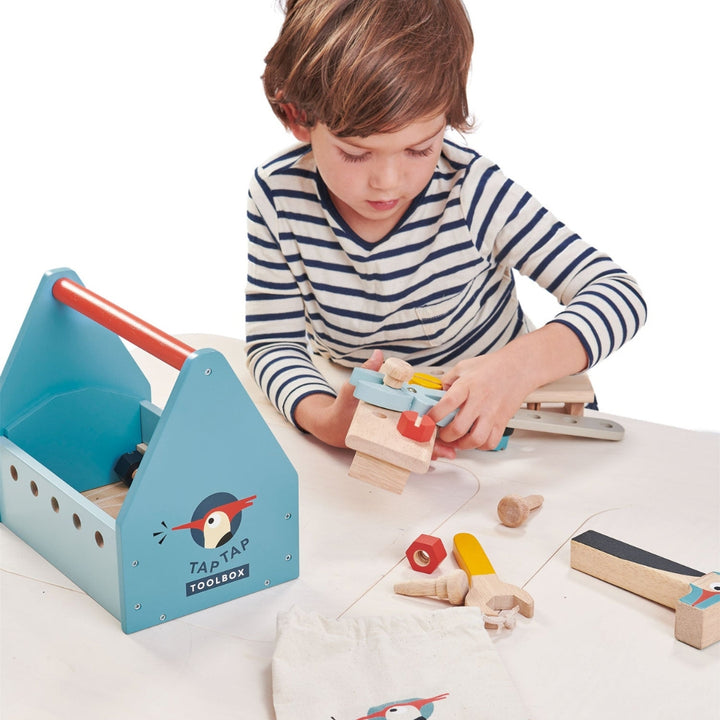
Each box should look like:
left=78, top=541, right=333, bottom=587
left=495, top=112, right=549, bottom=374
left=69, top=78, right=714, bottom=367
left=453, top=533, right=534, bottom=619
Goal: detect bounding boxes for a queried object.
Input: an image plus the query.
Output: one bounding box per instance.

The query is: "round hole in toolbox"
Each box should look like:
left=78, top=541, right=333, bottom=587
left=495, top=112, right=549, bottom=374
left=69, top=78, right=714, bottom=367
left=372, top=411, right=388, bottom=420
left=72, top=513, right=82, bottom=530
left=51, top=497, right=60, bottom=513
left=94, top=531, right=104, bottom=548
left=30, top=480, right=39, bottom=497
left=413, top=549, right=432, bottom=567
left=10, top=465, right=18, bottom=481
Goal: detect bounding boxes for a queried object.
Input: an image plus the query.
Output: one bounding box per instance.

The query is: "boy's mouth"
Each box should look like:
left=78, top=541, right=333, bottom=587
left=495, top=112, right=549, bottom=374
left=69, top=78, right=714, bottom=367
left=368, top=199, right=399, bottom=212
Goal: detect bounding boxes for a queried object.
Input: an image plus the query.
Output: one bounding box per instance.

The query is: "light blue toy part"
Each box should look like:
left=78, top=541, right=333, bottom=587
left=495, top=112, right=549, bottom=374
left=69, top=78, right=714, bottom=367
left=349, top=367, right=452, bottom=425
left=0, top=268, right=299, bottom=633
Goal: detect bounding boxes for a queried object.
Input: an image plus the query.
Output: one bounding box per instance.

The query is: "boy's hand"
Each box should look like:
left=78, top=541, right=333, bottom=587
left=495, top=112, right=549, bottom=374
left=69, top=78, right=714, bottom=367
left=427, top=324, right=589, bottom=456
left=428, top=350, right=532, bottom=454
left=294, top=350, right=384, bottom=447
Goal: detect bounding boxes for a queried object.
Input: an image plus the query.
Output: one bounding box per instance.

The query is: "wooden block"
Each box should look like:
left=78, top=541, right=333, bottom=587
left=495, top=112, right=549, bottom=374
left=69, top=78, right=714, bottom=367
left=348, top=452, right=410, bottom=494
left=346, top=400, right=435, bottom=476
left=571, top=530, right=720, bottom=649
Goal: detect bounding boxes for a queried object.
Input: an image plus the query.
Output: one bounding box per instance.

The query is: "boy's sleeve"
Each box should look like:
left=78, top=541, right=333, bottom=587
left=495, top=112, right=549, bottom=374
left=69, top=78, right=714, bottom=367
left=245, top=174, right=336, bottom=427
left=468, top=161, right=647, bottom=368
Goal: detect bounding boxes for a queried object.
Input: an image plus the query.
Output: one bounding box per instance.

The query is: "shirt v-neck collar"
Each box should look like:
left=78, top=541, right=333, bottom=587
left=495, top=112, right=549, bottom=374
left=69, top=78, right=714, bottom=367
left=315, top=171, right=430, bottom=252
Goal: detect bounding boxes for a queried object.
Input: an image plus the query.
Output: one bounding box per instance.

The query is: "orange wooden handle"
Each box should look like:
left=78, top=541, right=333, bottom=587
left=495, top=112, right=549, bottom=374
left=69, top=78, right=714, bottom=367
left=52, top=277, right=195, bottom=370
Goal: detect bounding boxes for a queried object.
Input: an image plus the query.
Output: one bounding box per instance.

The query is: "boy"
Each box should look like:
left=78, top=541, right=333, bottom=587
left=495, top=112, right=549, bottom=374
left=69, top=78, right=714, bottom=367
left=245, top=0, right=646, bottom=458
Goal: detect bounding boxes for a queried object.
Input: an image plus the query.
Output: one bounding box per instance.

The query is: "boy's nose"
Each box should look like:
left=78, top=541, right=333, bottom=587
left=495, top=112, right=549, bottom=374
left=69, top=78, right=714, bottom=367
left=369, top=157, right=399, bottom=191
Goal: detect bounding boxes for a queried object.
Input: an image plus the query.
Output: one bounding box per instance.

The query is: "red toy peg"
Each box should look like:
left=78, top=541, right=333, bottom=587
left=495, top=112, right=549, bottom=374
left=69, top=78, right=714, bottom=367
left=397, top=410, right=436, bottom=442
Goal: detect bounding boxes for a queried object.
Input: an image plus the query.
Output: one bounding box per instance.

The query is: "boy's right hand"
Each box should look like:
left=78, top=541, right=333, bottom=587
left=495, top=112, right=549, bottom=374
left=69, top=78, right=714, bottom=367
left=293, top=350, right=384, bottom=448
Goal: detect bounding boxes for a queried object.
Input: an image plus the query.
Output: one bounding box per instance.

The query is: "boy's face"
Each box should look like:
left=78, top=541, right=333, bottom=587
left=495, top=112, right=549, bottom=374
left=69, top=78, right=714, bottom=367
left=292, top=114, right=446, bottom=243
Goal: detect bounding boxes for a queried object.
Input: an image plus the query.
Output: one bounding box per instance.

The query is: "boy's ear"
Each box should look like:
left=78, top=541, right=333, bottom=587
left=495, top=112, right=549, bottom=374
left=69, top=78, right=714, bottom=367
left=280, top=103, right=311, bottom=142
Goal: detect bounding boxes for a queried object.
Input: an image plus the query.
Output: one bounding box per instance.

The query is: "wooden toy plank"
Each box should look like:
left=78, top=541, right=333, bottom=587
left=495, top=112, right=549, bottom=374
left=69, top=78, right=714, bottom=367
left=524, top=373, right=595, bottom=405
left=508, top=408, right=624, bottom=441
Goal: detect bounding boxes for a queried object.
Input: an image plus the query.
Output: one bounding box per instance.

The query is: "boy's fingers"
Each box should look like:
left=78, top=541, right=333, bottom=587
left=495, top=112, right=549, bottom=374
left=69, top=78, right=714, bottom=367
left=362, top=348, right=384, bottom=371
left=432, top=440, right=457, bottom=460
left=427, top=385, right=465, bottom=425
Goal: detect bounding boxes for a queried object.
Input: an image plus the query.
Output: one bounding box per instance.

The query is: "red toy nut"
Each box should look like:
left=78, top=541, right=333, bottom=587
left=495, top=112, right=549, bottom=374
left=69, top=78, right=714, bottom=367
left=405, top=534, right=447, bottom=574
left=397, top=411, right=436, bottom=442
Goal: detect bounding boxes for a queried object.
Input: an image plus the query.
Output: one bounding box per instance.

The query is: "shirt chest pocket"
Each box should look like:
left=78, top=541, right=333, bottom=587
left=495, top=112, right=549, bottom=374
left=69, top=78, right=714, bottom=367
left=413, top=272, right=488, bottom=348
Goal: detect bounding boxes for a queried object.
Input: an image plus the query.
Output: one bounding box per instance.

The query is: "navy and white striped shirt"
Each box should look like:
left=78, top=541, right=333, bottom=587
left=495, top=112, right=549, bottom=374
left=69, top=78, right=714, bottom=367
left=246, top=138, right=646, bottom=426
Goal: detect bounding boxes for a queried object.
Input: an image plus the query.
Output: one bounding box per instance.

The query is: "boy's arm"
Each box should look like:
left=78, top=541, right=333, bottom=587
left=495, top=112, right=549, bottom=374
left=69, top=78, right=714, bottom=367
left=428, top=160, right=646, bottom=454
left=245, top=187, right=337, bottom=426
left=465, top=158, right=647, bottom=369
left=293, top=350, right=384, bottom=446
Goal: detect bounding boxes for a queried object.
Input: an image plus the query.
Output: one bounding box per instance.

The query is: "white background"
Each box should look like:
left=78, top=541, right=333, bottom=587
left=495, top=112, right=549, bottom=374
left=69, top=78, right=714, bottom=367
left=1, top=1, right=717, bottom=432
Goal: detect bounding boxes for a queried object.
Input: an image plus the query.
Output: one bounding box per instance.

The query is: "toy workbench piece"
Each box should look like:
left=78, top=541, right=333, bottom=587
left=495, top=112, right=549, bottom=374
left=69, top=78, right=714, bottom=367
left=571, top=530, right=720, bottom=649
left=524, top=373, right=596, bottom=416
left=345, top=360, right=445, bottom=494
left=0, top=268, right=299, bottom=633
left=345, top=359, right=622, bottom=493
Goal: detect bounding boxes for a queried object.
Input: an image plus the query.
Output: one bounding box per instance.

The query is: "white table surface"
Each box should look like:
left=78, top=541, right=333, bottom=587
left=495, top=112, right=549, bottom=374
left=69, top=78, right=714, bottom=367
left=1, top=334, right=718, bottom=719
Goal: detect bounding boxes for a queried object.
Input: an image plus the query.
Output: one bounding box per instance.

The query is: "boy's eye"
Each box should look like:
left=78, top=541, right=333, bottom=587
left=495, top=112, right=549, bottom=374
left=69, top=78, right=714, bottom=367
left=407, top=146, right=434, bottom=158
left=340, top=150, right=370, bottom=164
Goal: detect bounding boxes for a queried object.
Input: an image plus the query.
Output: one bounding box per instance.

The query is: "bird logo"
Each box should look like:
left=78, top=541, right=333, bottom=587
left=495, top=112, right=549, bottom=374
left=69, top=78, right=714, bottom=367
left=680, top=572, right=720, bottom=610
left=354, top=692, right=449, bottom=720
left=172, top=492, right=256, bottom=549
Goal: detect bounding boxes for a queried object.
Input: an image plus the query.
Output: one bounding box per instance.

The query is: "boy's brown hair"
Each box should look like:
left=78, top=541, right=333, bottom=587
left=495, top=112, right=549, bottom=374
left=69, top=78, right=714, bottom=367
left=263, top=0, right=474, bottom=137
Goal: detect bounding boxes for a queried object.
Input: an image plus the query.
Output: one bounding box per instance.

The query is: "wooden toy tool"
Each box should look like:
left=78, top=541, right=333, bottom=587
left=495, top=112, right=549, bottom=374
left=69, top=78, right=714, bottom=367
left=497, top=493, right=544, bottom=528
left=453, top=533, right=534, bottom=622
left=393, top=569, right=469, bottom=605
left=571, top=530, right=720, bottom=649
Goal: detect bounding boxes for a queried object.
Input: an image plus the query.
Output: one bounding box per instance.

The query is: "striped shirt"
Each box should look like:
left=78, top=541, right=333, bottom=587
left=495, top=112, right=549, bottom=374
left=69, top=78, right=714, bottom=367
left=246, top=138, right=646, bottom=426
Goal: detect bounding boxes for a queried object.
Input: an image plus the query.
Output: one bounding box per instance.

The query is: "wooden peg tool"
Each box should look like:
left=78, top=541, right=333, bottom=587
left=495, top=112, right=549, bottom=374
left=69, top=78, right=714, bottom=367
left=380, top=358, right=414, bottom=388
left=453, top=533, right=534, bottom=622
left=393, top=569, right=469, bottom=605
left=571, top=530, right=720, bottom=649
left=497, top=494, right=544, bottom=528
